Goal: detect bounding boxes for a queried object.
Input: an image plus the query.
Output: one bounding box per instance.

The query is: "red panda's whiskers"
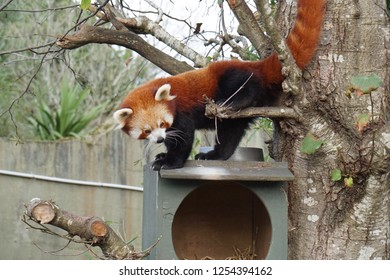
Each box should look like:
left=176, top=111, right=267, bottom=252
left=166, top=128, right=186, bottom=143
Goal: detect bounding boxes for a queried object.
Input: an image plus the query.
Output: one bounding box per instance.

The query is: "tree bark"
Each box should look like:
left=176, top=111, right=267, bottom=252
left=56, top=25, right=193, bottom=75
left=283, top=0, right=390, bottom=259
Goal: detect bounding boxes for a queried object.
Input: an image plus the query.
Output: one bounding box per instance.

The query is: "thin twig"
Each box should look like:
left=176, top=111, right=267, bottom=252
left=0, top=41, right=57, bottom=56
left=0, top=0, right=14, bottom=11
left=145, top=0, right=163, bottom=23
left=366, top=92, right=376, bottom=172
left=215, top=116, right=220, bottom=144
left=0, top=1, right=109, bottom=140
left=221, top=73, right=254, bottom=106
left=2, top=4, right=79, bottom=13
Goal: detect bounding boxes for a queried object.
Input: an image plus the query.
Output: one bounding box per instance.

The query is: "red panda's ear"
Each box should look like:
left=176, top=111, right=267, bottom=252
left=113, top=108, right=133, bottom=129
left=155, top=84, right=176, bottom=101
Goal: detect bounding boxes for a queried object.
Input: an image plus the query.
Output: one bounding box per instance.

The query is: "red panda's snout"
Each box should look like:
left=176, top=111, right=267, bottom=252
left=128, top=119, right=172, bottom=143
left=146, top=128, right=166, bottom=143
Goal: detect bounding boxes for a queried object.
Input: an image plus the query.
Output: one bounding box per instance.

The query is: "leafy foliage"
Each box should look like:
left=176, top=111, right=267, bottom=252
left=28, top=82, right=106, bottom=140
left=387, top=0, right=390, bottom=17
left=300, top=133, right=324, bottom=155
left=355, top=113, right=370, bottom=132
left=248, top=118, right=273, bottom=139
left=331, top=169, right=342, bottom=182
left=80, top=0, right=91, bottom=10
left=346, top=73, right=383, bottom=97
left=331, top=73, right=384, bottom=186
left=344, top=177, right=354, bottom=188
left=331, top=168, right=354, bottom=187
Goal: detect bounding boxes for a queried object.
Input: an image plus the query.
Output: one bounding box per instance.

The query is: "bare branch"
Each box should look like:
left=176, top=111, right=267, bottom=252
left=116, top=16, right=209, bottom=67
left=144, top=0, right=163, bottom=23
left=23, top=198, right=158, bottom=260
left=0, top=43, right=59, bottom=141
left=2, top=4, right=79, bottom=13
left=254, top=0, right=302, bottom=95
left=0, top=41, right=57, bottom=56
left=205, top=99, right=300, bottom=120
left=227, top=0, right=271, bottom=58
left=90, top=3, right=208, bottom=68
left=0, top=0, right=13, bottom=11
left=219, top=3, right=251, bottom=60
left=56, top=25, right=194, bottom=75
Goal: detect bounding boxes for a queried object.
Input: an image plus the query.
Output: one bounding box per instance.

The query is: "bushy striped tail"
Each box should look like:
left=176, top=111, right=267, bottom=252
left=286, top=0, right=327, bottom=69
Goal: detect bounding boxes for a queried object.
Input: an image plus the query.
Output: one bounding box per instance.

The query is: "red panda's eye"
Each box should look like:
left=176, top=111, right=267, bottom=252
left=160, top=122, right=165, bottom=128
left=144, top=129, right=151, bottom=134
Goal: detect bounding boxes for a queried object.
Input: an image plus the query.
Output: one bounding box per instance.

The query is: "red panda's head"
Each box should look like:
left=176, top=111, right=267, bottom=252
left=113, top=84, right=176, bottom=143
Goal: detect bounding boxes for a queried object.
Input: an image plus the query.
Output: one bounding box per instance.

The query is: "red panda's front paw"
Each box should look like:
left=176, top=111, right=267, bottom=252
left=195, top=150, right=218, bottom=160
left=155, top=152, right=167, bottom=161
left=151, top=157, right=185, bottom=171
left=151, top=158, right=165, bottom=171
left=151, top=153, right=167, bottom=171
left=195, top=152, right=208, bottom=160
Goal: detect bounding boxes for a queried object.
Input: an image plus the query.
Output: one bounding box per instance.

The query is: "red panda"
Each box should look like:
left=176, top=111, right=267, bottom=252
left=114, top=0, right=326, bottom=170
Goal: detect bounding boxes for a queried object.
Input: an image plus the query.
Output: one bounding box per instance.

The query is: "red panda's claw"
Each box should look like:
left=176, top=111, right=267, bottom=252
left=151, top=159, right=164, bottom=171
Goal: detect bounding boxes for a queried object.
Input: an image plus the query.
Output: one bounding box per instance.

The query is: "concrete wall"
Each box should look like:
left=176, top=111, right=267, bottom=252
left=0, top=131, right=145, bottom=259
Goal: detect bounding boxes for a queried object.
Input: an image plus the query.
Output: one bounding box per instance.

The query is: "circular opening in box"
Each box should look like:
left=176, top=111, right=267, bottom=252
left=172, top=182, right=272, bottom=260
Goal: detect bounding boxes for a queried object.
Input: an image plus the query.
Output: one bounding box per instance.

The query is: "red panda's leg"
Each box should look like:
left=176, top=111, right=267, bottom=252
left=195, top=118, right=254, bottom=160
left=152, top=113, right=195, bottom=170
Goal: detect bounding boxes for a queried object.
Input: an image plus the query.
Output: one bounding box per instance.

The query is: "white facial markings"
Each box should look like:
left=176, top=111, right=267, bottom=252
left=164, top=113, right=174, bottom=126
left=130, top=128, right=142, bottom=139
left=147, top=128, right=167, bottom=143
left=124, top=102, right=174, bottom=142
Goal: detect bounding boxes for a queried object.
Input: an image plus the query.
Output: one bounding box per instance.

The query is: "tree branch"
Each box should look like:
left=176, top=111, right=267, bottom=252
left=23, top=198, right=158, bottom=260
left=0, top=0, right=13, bottom=12
left=219, top=3, right=252, bottom=60
left=56, top=25, right=193, bottom=75
left=87, top=3, right=204, bottom=72
left=144, top=0, right=163, bottom=23
left=204, top=96, right=300, bottom=120
left=116, top=16, right=209, bottom=67
left=227, top=0, right=271, bottom=58
left=91, top=3, right=208, bottom=68
left=254, top=0, right=302, bottom=95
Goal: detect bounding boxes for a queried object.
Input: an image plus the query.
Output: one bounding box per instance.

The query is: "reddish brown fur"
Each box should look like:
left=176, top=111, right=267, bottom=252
left=119, top=0, right=326, bottom=113
left=287, top=0, right=327, bottom=69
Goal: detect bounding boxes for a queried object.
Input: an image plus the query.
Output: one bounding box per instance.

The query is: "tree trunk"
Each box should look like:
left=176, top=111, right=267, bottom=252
left=284, top=0, right=390, bottom=259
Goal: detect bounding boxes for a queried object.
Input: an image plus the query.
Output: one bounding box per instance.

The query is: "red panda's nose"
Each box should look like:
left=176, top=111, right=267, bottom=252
left=156, top=136, right=164, bottom=144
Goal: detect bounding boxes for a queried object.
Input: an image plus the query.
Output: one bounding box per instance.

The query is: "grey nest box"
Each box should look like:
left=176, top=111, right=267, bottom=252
left=142, top=148, right=294, bottom=260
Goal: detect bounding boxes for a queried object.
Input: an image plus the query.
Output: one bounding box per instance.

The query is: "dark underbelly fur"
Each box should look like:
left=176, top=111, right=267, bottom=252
left=152, top=67, right=278, bottom=170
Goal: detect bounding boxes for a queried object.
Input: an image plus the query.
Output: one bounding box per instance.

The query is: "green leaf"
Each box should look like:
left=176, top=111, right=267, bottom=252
left=355, top=113, right=370, bottom=132
left=350, top=73, right=383, bottom=95
left=300, top=133, right=324, bottom=155
left=80, top=0, right=91, bottom=10
left=387, top=0, right=390, bottom=17
left=28, top=80, right=105, bottom=140
left=344, top=177, right=354, bottom=188
left=331, top=169, right=342, bottom=182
